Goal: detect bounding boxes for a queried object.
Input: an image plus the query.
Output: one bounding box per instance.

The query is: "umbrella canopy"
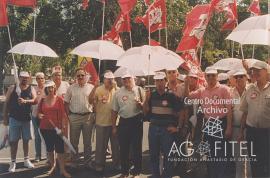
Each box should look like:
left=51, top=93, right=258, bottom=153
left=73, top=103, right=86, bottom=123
left=212, top=58, right=242, bottom=71
left=114, top=67, right=154, bottom=78
left=8, top=41, right=58, bottom=57
left=70, top=40, right=124, bottom=60
left=226, top=14, right=270, bottom=45
left=117, top=45, right=185, bottom=73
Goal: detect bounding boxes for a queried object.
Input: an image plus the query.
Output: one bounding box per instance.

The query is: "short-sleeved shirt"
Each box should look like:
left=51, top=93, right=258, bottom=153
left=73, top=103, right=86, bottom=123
left=148, top=90, right=182, bottom=126
left=64, top=83, right=94, bottom=113
left=112, top=86, right=145, bottom=118
left=240, top=82, right=270, bottom=128
left=189, top=83, right=232, bottom=119
left=32, top=86, right=45, bottom=117
left=56, top=81, right=70, bottom=98
left=95, top=85, right=118, bottom=126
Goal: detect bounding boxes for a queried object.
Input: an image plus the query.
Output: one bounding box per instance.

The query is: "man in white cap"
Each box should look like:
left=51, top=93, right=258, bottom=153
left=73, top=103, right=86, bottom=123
left=239, top=60, right=270, bottom=178
left=3, top=71, right=37, bottom=172
left=217, top=73, right=229, bottom=85
left=184, top=66, right=233, bottom=178
left=228, top=69, right=251, bottom=178
left=64, top=67, right=95, bottom=167
left=143, top=72, right=184, bottom=178
left=88, top=70, right=120, bottom=174
left=32, top=72, right=46, bottom=162
left=111, top=71, right=145, bottom=178
left=166, top=67, right=179, bottom=95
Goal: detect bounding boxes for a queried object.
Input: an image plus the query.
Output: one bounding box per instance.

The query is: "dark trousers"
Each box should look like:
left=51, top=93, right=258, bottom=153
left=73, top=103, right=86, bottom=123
left=246, top=125, right=270, bottom=178
left=204, top=118, right=233, bottom=178
left=118, top=114, right=143, bottom=175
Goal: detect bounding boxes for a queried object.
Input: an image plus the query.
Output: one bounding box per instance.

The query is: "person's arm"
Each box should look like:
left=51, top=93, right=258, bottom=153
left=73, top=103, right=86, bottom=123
left=18, top=86, right=37, bottom=105
left=89, top=86, right=98, bottom=104
left=238, top=90, right=249, bottom=142
left=63, top=86, right=72, bottom=115
left=111, top=92, right=119, bottom=135
left=3, top=86, right=14, bottom=126
left=224, top=88, right=233, bottom=139
left=142, top=89, right=151, bottom=115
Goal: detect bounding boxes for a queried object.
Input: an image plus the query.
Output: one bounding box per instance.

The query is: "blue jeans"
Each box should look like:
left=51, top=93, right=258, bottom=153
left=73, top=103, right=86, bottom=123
left=148, top=124, right=175, bottom=178
left=9, top=117, right=32, bottom=142
left=32, top=116, right=41, bottom=158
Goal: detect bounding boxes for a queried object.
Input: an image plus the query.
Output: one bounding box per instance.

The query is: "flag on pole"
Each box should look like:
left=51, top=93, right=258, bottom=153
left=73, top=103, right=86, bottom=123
left=100, top=30, right=123, bottom=47
left=176, top=4, right=211, bottom=52
left=248, top=0, right=260, bottom=16
left=112, top=12, right=131, bottom=33
left=144, top=0, right=151, bottom=6
left=135, top=0, right=167, bottom=33
left=0, top=0, right=8, bottom=27
left=150, top=39, right=160, bottom=46
left=8, top=0, right=37, bottom=8
left=78, top=57, right=99, bottom=84
left=118, top=0, right=137, bottom=14
left=82, top=0, right=89, bottom=10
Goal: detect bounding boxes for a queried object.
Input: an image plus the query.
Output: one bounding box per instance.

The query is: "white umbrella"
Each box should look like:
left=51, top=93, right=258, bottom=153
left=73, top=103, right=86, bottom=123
left=114, top=67, right=154, bottom=78
left=212, top=58, right=242, bottom=71
left=226, top=14, right=270, bottom=45
left=8, top=41, right=58, bottom=57
left=70, top=40, right=124, bottom=60
left=117, top=45, right=184, bottom=73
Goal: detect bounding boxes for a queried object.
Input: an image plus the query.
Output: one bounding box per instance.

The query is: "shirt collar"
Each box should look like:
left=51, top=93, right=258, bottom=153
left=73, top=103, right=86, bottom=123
left=254, top=82, right=270, bottom=90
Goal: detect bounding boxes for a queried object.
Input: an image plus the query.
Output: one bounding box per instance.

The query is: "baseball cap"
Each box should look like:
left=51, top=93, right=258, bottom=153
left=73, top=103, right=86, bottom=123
left=233, top=69, right=247, bottom=76
left=250, top=61, right=269, bottom=70
left=35, top=72, right=45, bottom=78
left=121, top=71, right=133, bottom=79
left=205, top=67, right=218, bottom=74
left=104, top=71, right=115, bottom=79
left=19, top=71, right=30, bottom=77
left=218, top=73, right=229, bottom=81
left=153, top=72, right=166, bottom=80
left=45, top=81, right=55, bottom=87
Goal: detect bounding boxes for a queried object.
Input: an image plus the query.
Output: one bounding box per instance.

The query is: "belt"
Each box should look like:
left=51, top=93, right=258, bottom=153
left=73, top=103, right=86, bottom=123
left=70, top=112, right=91, bottom=116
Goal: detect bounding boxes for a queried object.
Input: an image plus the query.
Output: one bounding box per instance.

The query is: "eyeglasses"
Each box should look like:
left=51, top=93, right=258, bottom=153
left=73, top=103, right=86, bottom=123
left=77, top=74, right=85, bottom=78
left=234, top=75, right=245, bottom=79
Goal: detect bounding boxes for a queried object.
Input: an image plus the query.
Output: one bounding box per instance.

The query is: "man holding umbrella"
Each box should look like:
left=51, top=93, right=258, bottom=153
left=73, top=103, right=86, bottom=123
left=3, top=71, right=37, bottom=172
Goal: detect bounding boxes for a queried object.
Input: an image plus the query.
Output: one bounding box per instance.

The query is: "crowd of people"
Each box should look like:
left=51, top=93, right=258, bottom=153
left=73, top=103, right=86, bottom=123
left=1, top=59, right=270, bottom=178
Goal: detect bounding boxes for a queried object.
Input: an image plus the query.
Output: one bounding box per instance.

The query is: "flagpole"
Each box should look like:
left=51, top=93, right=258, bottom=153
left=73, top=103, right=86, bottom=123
left=165, top=27, right=168, bottom=49
left=148, top=13, right=151, bottom=45
left=158, top=29, right=161, bottom=43
left=231, top=41, right=234, bottom=58
left=252, top=45, right=255, bottom=58
left=199, top=47, right=203, bottom=66
left=129, top=31, right=133, bottom=48
left=33, top=8, right=36, bottom=41
left=101, top=2, right=105, bottom=40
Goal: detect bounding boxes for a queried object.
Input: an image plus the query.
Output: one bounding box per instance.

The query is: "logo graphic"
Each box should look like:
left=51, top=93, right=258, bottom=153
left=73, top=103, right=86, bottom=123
left=162, top=100, right=168, bottom=106
left=122, top=96, right=128, bottom=101
left=202, top=117, right=223, bottom=138
left=196, top=141, right=211, bottom=156
left=149, top=7, right=162, bottom=26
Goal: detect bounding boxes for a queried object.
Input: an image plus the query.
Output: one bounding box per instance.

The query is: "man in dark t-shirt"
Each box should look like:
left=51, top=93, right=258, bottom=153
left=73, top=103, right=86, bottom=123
left=143, top=72, right=184, bottom=178
left=3, top=71, right=37, bottom=172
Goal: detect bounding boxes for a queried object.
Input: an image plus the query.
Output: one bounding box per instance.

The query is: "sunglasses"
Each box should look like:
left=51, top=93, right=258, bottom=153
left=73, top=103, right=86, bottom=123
left=234, top=75, right=245, bottom=79
left=77, top=74, right=85, bottom=78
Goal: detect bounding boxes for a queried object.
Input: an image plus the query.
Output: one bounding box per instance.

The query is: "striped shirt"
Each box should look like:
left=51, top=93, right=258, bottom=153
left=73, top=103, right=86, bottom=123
left=64, top=83, right=94, bottom=113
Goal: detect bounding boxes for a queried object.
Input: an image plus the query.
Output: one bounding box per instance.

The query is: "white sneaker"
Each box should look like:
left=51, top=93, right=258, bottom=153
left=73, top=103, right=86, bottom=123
left=24, top=159, right=34, bottom=169
left=8, top=162, right=16, bottom=172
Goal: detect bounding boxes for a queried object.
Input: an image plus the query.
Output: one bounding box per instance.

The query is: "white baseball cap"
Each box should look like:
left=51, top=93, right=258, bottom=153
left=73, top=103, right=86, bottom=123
left=19, top=71, right=30, bottom=77
left=205, top=67, right=218, bottom=74
left=218, top=73, right=229, bottom=81
left=153, top=72, right=166, bottom=80
left=104, top=71, right=115, bottom=79
left=35, top=72, right=45, bottom=78
left=233, top=69, right=247, bottom=76
left=121, top=71, right=134, bottom=79
left=250, top=61, right=269, bottom=70
left=45, top=81, right=55, bottom=87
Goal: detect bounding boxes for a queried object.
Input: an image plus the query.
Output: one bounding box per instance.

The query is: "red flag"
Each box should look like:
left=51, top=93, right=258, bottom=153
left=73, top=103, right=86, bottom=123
left=135, top=0, right=166, bottom=33
left=8, top=0, right=36, bottom=8
left=248, top=0, right=260, bottom=16
left=100, top=30, right=123, bottom=47
left=112, top=12, right=131, bottom=33
left=0, top=0, right=8, bottom=27
left=82, top=0, right=89, bottom=10
left=144, top=0, right=151, bottom=6
left=176, top=4, right=211, bottom=52
left=79, top=57, right=99, bottom=84
left=150, top=39, right=160, bottom=46
left=118, top=0, right=137, bottom=14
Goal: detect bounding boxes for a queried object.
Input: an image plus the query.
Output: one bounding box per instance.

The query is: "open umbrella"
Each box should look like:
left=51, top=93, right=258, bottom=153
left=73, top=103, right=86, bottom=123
left=114, top=67, right=154, bottom=78
left=8, top=41, right=58, bottom=57
left=117, top=45, right=185, bottom=74
left=70, top=40, right=124, bottom=60
left=212, top=58, right=242, bottom=71
left=226, top=14, right=270, bottom=45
